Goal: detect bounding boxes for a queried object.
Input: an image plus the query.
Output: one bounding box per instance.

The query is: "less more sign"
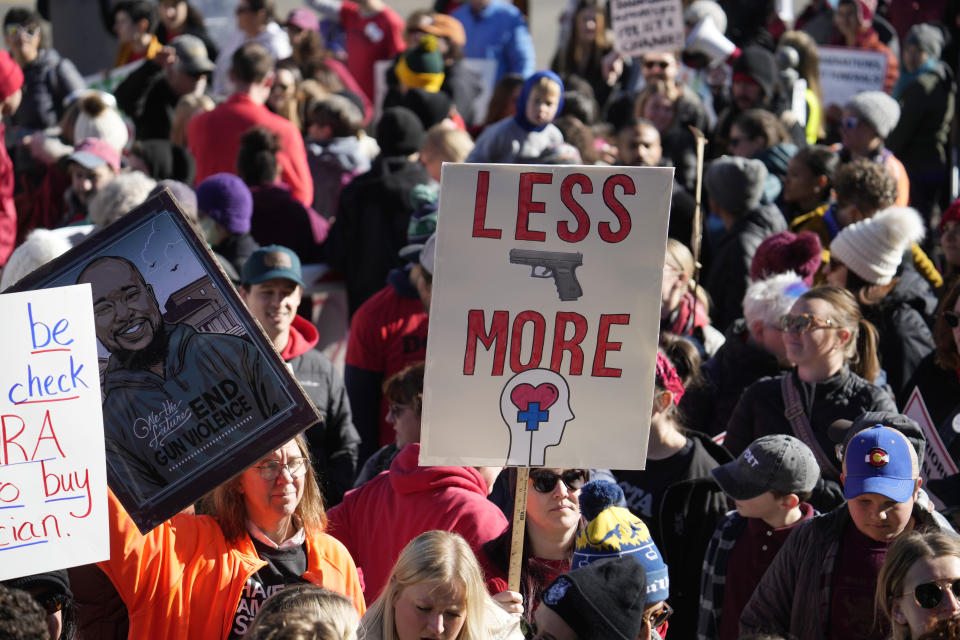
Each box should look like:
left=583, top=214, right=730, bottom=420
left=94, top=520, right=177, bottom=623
left=0, top=285, right=108, bottom=580
left=421, top=164, right=672, bottom=469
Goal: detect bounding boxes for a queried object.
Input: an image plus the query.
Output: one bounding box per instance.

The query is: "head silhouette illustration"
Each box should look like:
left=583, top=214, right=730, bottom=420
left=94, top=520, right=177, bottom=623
left=500, top=368, right=574, bottom=466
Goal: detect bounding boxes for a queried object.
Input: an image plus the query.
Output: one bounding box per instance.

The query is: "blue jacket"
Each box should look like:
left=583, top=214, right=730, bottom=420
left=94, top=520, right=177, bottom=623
left=452, top=0, right=535, bottom=80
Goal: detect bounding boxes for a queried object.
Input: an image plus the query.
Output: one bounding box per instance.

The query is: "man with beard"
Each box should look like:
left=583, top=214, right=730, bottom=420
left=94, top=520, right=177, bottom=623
left=77, top=255, right=286, bottom=501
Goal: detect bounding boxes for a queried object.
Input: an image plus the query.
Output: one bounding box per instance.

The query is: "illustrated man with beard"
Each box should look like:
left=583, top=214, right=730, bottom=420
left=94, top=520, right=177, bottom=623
left=77, top=255, right=287, bottom=502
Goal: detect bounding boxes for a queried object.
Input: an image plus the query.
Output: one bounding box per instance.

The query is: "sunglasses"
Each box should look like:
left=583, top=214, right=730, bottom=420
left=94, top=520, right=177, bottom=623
left=779, top=313, right=839, bottom=334
left=903, top=579, right=960, bottom=609
left=643, top=60, right=670, bottom=69
left=5, top=24, right=40, bottom=38
left=643, top=602, right=673, bottom=628
left=945, top=311, right=960, bottom=328
left=842, top=117, right=859, bottom=130
left=529, top=469, right=587, bottom=493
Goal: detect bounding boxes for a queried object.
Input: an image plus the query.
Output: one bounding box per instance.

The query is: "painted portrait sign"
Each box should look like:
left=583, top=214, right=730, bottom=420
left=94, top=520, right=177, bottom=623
left=8, top=191, right=320, bottom=533
left=420, top=163, right=673, bottom=469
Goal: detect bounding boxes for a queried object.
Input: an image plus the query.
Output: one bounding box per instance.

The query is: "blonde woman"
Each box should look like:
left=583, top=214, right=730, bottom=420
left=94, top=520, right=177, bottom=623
left=361, top=531, right=523, bottom=640
left=878, top=531, right=960, bottom=640
left=660, top=239, right=724, bottom=356
left=248, top=585, right=359, bottom=640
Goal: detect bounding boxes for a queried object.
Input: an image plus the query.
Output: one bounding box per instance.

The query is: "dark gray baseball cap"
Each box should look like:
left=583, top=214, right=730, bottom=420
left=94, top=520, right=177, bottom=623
left=712, top=434, right=821, bottom=500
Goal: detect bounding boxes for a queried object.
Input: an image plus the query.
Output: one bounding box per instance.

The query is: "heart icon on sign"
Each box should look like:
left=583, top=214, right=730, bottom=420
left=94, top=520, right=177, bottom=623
left=510, top=383, right=559, bottom=412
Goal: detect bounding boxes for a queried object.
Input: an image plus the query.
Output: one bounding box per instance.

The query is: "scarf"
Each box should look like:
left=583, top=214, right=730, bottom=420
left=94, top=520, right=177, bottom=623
left=892, top=57, right=939, bottom=99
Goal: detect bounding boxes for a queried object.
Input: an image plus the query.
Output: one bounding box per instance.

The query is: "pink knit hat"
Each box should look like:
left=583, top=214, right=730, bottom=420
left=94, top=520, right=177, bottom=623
left=750, top=231, right=823, bottom=286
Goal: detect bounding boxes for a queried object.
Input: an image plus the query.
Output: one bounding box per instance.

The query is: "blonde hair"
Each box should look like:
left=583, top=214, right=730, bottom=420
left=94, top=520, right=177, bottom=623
left=421, top=124, right=474, bottom=163
left=876, top=531, right=960, bottom=640
left=799, top=286, right=881, bottom=383
left=246, top=610, right=351, bottom=640
left=360, top=531, right=492, bottom=640
left=665, top=238, right=710, bottom=316
left=202, top=434, right=327, bottom=541
left=248, top=586, right=358, bottom=640
left=170, top=93, right=215, bottom=147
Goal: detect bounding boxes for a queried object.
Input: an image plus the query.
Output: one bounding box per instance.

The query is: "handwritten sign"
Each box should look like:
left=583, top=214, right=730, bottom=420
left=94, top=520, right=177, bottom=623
left=8, top=192, right=321, bottom=533
left=611, top=0, right=685, bottom=58
left=818, top=46, right=888, bottom=107
left=0, top=285, right=107, bottom=581
left=420, top=164, right=672, bottom=469
left=903, top=387, right=959, bottom=485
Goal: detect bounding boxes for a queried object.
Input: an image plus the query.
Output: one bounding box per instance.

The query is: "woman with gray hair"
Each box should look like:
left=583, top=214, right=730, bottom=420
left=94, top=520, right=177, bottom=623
left=87, top=170, right=157, bottom=228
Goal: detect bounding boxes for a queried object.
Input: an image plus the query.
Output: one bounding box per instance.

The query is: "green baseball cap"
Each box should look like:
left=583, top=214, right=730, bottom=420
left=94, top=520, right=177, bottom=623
left=241, top=245, right=304, bottom=287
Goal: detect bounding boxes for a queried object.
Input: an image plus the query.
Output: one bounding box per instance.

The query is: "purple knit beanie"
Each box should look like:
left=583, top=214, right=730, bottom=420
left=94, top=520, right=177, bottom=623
left=195, top=173, right=253, bottom=234
left=750, top=230, right=822, bottom=286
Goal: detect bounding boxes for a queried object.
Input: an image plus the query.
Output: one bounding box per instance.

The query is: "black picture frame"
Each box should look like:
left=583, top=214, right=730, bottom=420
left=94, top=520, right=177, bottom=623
left=8, top=191, right=321, bottom=532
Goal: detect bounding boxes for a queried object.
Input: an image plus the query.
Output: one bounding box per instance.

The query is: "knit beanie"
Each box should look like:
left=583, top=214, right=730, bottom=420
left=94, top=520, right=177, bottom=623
left=845, top=91, right=901, bottom=139
left=541, top=557, right=647, bottom=640
left=732, top=46, right=777, bottom=98
left=750, top=230, right=823, bottom=286
left=905, top=23, right=944, bottom=60
left=705, top=156, right=768, bottom=214
left=0, top=50, right=23, bottom=101
left=399, top=184, right=439, bottom=261
left=150, top=180, right=198, bottom=222
left=394, top=34, right=445, bottom=93
left=401, top=87, right=452, bottom=129
left=195, top=173, right=254, bottom=234
left=376, top=107, right=426, bottom=157
left=74, top=92, right=130, bottom=153
left=572, top=481, right=670, bottom=604
left=830, top=206, right=925, bottom=285
left=941, top=198, right=960, bottom=233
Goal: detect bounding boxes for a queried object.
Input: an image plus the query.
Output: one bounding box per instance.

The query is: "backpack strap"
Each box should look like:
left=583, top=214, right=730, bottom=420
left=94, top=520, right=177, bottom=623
left=780, top=374, right=841, bottom=481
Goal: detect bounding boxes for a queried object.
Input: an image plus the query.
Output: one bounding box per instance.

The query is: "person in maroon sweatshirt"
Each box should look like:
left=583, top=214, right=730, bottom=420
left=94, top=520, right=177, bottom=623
left=240, top=244, right=359, bottom=506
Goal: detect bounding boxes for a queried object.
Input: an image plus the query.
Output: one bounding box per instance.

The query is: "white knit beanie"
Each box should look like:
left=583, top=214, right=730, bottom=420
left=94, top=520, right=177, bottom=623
left=830, top=207, right=925, bottom=285
left=73, top=92, right=130, bottom=154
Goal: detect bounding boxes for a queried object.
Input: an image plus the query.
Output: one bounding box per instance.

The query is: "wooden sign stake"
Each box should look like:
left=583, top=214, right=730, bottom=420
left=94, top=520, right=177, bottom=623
left=507, top=466, right=530, bottom=592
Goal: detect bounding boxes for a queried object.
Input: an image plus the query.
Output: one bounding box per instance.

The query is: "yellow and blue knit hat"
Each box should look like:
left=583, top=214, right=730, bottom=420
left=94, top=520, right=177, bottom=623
left=572, top=480, right=669, bottom=604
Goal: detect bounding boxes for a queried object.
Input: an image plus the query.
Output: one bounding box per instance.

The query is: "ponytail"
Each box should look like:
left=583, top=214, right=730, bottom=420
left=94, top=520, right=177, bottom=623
left=850, top=317, right=881, bottom=384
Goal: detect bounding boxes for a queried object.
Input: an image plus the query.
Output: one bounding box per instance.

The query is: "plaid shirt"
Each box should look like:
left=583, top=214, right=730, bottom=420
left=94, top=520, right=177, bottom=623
left=697, top=510, right=748, bottom=640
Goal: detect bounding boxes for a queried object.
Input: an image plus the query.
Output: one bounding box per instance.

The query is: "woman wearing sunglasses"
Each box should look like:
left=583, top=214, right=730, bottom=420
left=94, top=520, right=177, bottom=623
left=481, top=468, right=588, bottom=623
left=878, top=530, right=960, bottom=640
left=825, top=206, right=935, bottom=398
left=97, top=435, right=365, bottom=640
left=726, top=286, right=896, bottom=510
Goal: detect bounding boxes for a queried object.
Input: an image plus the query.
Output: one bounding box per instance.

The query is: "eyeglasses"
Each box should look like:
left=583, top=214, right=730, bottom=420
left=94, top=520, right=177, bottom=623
left=5, top=24, right=40, bottom=39
left=529, top=469, right=587, bottom=493
left=642, top=602, right=673, bottom=628
left=643, top=60, right=670, bottom=69
left=945, top=311, right=960, bottom=328
left=254, top=457, right=307, bottom=481
left=902, top=579, right=960, bottom=609
left=779, top=313, right=839, bottom=334
left=842, top=117, right=859, bottom=130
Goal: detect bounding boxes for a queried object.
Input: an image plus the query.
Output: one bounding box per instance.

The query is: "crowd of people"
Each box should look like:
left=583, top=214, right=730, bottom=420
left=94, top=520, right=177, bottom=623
left=4, top=0, right=960, bottom=639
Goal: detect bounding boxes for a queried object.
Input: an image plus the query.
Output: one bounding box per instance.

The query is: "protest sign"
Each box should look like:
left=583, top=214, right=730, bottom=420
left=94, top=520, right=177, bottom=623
left=611, top=0, right=685, bottom=58
left=83, top=59, right=145, bottom=96
left=818, top=46, right=888, bottom=107
left=0, top=285, right=107, bottom=580
left=420, top=163, right=672, bottom=469
left=903, top=387, right=959, bottom=484
left=8, top=191, right=321, bottom=533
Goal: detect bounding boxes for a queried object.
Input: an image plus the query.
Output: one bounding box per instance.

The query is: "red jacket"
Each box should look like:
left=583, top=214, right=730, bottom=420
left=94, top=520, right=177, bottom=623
left=188, top=93, right=313, bottom=206
left=98, top=491, right=365, bottom=640
left=0, top=121, right=16, bottom=264
left=326, top=443, right=509, bottom=601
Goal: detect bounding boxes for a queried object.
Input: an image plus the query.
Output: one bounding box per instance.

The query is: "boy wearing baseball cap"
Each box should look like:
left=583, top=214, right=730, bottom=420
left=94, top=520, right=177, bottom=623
left=698, top=435, right=819, bottom=640
left=741, top=422, right=950, bottom=640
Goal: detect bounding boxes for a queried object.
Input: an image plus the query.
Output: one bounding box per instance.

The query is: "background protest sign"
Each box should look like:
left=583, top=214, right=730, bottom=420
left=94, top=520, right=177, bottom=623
left=420, top=163, right=672, bottom=469
left=8, top=191, right=320, bottom=533
left=0, top=285, right=107, bottom=581
left=611, top=0, right=685, bottom=58
left=818, top=46, right=888, bottom=107
left=903, top=387, right=959, bottom=485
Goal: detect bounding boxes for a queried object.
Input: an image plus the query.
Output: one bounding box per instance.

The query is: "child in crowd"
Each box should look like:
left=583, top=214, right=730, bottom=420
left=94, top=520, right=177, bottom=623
left=466, top=70, right=564, bottom=164
left=698, top=434, right=820, bottom=640
left=305, top=93, right=370, bottom=219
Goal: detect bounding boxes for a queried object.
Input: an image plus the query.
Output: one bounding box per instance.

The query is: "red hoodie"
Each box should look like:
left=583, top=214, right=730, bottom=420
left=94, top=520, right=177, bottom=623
left=281, top=315, right=320, bottom=361
left=326, top=443, right=509, bottom=601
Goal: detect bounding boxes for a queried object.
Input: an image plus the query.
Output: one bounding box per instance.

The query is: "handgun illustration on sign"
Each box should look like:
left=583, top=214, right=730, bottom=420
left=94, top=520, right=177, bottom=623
left=509, top=248, right=584, bottom=301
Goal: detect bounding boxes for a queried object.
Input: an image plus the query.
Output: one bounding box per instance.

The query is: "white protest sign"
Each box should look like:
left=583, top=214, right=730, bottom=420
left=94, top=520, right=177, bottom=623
left=0, top=284, right=107, bottom=580
left=903, top=387, right=959, bottom=484
left=421, top=164, right=672, bottom=469
left=817, top=46, right=888, bottom=107
left=611, top=0, right=685, bottom=58
left=83, top=59, right=145, bottom=97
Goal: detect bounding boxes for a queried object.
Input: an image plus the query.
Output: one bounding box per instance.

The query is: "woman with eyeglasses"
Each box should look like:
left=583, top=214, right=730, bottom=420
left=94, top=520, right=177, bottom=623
left=362, top=530, right=522, bottom=640
left=900, top=281, right=960, bottom=455
left=725, top=286, right=896, bottom=510
left=2, top=8, right=84, bottom=133
left=878, top=530, right=960, bottom=640
left=97, top=434, right=365, bottom=640
left=825, top=206, right=935, bottom=397
left=480, top=467, right=588, bottom=624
